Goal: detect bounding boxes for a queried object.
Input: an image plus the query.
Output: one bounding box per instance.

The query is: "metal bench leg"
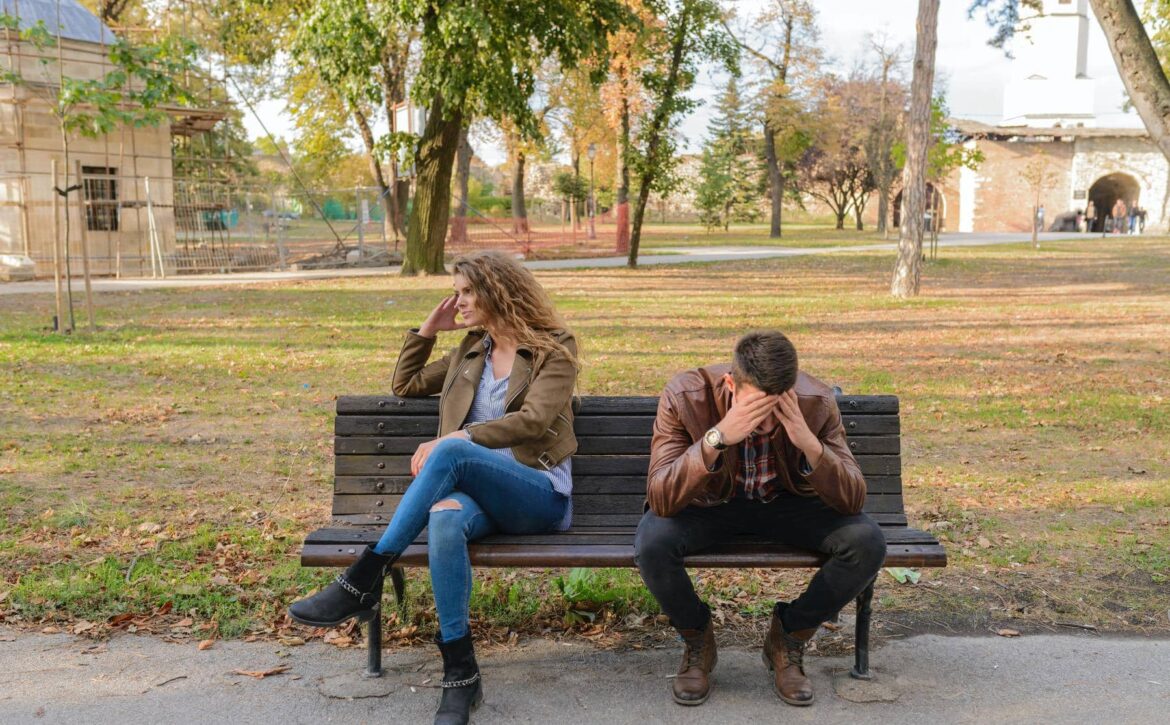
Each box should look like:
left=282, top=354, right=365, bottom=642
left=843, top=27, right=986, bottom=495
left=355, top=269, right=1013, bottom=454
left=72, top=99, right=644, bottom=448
left=389, top=566, right=406, bottom=612
left=363, top=604, right=383, bottom=678
left=850, top=577, right=876, bottom=681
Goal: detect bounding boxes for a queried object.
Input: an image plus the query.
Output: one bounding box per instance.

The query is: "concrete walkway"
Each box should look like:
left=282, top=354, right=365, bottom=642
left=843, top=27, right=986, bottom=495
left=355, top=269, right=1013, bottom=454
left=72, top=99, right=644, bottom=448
left=0, top=232, right=1094, bottom=296
left=1, top=627, right=1166, bottom=724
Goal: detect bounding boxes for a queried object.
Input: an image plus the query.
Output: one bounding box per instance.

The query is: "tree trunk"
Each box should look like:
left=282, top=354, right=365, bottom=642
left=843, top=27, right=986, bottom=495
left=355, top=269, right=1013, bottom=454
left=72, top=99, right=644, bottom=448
left=873, top=48, right=895, bottom=238
left=450, top=125, right=472, bottom=245
left=615, top=100, right=631, bottom=253
left=629, top=6, right=692, bottom=267
left=877, top=187, right=890, bottom=236
left=570, top=150, right=581, bottom=232
left=380, top=46, right=409, bottom=245
left=891, top=0, right=939, bottom=299
left=512, top=150, right=529, bottom=233
left=402, top=96, right=463, bottom=276
left=851, top=181, right=870, bottom=231
left=835, top=210, right=846, bottom=230
left=1090, top=0, right=1170, bottom=163
left=629, top=175, right=653, bottom=268
left=764, top=15, right=794, bottom=239
left=764, top=125, right=783, bottom=238
left=351, top=104, right=396, bottom=247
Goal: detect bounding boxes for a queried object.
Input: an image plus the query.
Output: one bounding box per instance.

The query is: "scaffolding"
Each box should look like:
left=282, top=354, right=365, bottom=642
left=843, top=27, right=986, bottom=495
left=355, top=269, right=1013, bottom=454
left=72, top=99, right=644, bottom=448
left=0, top=0, right=242, bottom=279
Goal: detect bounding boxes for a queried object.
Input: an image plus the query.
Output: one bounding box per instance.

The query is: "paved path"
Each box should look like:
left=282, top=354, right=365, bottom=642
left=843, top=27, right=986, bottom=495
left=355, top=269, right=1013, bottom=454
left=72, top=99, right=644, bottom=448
left=0, top=232, right=1095, bottom=296
left=1, top=627, right=1166, bottom=724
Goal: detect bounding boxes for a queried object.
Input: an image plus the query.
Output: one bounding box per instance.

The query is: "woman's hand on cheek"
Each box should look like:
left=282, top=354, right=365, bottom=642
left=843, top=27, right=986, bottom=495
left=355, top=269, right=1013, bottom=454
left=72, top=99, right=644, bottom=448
left=419, top=295, right=467, bottom=338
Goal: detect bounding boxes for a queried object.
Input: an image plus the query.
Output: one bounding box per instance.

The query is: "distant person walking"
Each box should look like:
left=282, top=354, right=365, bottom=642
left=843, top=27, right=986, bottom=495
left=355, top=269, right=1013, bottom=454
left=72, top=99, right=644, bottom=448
left=1111, top=199, right=1128, bottom=234
left=1084, top=200, right=1096, bottom=233
left=1035, top=205, right=1045, bottom=234
left=1129, top=202, right=1140, bottom=235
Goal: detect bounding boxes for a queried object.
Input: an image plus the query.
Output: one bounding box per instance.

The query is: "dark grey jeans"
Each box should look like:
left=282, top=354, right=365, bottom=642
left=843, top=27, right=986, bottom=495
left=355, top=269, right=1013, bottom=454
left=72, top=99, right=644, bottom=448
left=634, top=491, right=886, bottom=633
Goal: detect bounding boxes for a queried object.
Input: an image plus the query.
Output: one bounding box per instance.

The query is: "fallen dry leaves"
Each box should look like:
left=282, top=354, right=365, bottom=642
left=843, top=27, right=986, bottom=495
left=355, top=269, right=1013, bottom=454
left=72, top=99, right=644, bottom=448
left=232, top=665, right=291, bottom=679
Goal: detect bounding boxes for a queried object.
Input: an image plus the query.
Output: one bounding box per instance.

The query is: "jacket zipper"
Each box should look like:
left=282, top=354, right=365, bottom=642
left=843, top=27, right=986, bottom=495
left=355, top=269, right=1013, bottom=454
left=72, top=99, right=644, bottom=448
left=503, top=369, right=531, bottom=410
left=439, top=355, right=473, bottom=432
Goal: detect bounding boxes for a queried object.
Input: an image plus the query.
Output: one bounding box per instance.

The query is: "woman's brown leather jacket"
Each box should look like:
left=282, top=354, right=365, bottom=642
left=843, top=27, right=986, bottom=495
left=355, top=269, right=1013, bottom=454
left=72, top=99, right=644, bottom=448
left=391, top=328, right=578, bottom=470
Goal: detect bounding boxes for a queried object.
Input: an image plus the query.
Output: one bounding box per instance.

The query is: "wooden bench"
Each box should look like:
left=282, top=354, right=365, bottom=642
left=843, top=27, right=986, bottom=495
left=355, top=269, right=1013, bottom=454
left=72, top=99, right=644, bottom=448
left=301, top=394, right=947, bottom=679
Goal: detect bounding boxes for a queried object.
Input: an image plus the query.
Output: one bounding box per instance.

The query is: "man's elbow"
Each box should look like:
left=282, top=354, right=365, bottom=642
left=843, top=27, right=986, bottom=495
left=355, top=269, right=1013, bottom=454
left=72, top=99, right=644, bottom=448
left=837, top=486, right=867, bottom=516
left=646, top=483, right=682, bottom=518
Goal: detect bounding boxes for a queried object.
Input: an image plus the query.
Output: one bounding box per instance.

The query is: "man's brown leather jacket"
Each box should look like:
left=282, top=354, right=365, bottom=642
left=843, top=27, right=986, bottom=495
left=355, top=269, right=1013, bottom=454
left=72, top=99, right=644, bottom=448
left=646, top=363, right=866, bottom=517
left=391, top=328, right=578, bottom=470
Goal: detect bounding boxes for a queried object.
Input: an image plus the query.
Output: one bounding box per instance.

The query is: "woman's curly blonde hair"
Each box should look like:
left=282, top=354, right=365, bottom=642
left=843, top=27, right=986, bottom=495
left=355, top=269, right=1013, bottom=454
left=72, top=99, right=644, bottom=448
left=452, top=251, right=578, bottom=366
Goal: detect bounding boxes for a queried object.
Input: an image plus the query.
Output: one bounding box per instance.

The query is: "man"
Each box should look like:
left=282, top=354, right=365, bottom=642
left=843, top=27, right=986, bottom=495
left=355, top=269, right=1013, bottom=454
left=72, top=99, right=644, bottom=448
left=634, top=331, right=884, bottom=707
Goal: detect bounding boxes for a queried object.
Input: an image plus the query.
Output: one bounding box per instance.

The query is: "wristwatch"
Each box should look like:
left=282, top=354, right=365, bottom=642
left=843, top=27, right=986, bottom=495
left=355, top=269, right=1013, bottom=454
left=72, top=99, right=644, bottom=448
left=703, top=427, right=728, bottom=451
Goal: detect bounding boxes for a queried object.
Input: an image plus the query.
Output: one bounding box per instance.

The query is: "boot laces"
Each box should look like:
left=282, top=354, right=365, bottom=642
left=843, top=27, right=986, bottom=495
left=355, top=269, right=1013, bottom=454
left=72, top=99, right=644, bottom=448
left=682, top=635, right=706, bottom=671
left=782, top=634, right=806, bottom=669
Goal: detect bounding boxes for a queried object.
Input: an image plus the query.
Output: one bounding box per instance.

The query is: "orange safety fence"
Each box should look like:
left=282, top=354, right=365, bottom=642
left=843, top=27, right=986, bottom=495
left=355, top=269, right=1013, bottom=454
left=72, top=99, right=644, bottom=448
left=445, top=208, right=627, bottom=260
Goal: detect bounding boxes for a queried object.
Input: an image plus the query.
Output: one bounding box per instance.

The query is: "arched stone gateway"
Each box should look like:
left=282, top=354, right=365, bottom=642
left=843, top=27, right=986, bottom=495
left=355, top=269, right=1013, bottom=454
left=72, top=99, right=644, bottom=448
left=1087, top=173, right=1140, bottom=232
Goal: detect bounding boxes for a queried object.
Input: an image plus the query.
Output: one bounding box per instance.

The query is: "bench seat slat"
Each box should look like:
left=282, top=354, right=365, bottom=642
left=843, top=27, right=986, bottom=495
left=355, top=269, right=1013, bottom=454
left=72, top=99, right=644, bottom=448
left=336, top=395, right=899, bottom=416
left=332, top=475, right=905, bottom=496
left=335, top=414, right=899, bottom=438
left=336, top=435, right=902, bottom=456
left=305, top=526, right=944, bottom=547
left=330, top=491, right=908, bottom=516
left=330, top=511, right=911, bottom=527
left=333, top=454, right=903, bottom=478
left=301, top=542, right=944, bottom=569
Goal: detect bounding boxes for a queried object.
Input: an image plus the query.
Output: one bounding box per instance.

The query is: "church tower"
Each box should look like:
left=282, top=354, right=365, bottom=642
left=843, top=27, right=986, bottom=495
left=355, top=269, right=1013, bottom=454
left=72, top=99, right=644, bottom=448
left=1001, top=0, right=1096, bottom=127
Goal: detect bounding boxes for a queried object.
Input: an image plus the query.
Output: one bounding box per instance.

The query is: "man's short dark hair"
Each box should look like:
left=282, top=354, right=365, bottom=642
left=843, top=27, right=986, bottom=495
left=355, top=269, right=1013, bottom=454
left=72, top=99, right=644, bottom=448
left=731, top=331, right=798, bottom=394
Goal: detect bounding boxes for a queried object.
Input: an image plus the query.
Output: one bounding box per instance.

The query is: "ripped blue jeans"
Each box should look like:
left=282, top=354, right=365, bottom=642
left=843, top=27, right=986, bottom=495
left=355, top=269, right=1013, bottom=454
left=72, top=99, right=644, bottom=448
left=373, top=438, right=569, bottom=642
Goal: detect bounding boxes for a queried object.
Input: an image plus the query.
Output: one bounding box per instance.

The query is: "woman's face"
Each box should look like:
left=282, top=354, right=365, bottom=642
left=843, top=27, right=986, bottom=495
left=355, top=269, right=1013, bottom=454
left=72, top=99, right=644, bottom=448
left=452, top=273, right=484, bottom=327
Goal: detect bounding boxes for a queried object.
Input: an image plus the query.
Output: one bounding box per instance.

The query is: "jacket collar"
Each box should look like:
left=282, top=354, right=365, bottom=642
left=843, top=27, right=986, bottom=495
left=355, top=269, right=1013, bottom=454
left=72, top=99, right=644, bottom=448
left=460, top=331, right=534, bottom=409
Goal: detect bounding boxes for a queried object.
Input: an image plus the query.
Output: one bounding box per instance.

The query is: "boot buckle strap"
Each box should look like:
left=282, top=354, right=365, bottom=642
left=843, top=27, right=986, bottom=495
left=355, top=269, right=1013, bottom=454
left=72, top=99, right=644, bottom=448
left=441, top=672, right=481, bottom=688
left=334, top=573, right=375, bottom=604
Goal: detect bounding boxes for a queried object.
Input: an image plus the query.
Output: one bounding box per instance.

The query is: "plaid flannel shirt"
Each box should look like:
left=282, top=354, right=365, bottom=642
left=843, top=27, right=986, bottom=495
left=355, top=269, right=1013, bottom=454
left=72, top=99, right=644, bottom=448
left=735, top=431, right=779, bottom=501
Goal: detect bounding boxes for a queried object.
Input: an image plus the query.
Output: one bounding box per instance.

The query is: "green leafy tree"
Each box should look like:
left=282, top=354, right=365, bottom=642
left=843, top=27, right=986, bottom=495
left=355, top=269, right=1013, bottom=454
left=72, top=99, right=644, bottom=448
left=553, top=171, right=590, bottom=222
left=694, top=76, right=762, bottom=231
left=722, top=0, right=820, bottom=238
left=398, top=0, right=626, bottom=274
left=796, top=77, right=873, bottom=230
left=219, top=0, right=414, bottom=246
left=627, top=0, right=738, bottom=267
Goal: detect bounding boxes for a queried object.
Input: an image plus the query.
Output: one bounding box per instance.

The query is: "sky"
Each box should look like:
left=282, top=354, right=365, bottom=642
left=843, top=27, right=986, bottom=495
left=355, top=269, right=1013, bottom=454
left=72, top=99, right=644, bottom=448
left=238, top=0, right=1142, bottom=168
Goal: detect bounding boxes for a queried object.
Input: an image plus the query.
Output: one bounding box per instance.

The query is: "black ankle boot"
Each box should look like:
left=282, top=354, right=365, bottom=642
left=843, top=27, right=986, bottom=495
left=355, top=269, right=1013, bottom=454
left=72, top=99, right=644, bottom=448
left=288, top=546, right=394, bottom=627
left=434, top=632, right=483, bottom=725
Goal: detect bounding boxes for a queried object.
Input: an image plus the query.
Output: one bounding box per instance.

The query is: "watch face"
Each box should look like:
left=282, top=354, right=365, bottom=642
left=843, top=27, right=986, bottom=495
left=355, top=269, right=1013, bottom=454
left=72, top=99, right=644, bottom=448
left=705, top=428, right=722, bottom=448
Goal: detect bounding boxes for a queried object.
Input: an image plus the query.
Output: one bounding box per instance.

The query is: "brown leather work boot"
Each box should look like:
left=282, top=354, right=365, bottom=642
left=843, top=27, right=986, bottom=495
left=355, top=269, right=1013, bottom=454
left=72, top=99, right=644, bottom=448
left=672, top=623, right=717, bottom=706
left=763, top=605, right=817, bottom=706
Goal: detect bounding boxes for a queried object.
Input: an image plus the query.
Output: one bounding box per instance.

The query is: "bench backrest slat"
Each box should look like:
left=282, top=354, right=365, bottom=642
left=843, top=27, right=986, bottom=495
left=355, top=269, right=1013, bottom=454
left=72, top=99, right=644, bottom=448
left=331, top=395, right=905, bottom=528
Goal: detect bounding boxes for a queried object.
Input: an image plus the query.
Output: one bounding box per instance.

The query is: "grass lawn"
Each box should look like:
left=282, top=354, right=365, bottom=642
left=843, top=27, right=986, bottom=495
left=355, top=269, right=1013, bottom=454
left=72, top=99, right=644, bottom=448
left=2, top=232, right=1168, bottom=648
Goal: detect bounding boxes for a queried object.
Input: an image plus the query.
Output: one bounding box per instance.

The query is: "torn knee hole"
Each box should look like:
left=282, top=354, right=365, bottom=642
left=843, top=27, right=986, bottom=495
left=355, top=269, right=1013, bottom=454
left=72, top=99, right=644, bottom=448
left=430, top=499, right=463, bottom=512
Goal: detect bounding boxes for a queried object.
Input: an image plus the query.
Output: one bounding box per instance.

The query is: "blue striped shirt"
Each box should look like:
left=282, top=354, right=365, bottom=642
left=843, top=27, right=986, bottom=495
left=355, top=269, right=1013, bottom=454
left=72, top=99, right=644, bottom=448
left=463, top=336, right=573, bottom=530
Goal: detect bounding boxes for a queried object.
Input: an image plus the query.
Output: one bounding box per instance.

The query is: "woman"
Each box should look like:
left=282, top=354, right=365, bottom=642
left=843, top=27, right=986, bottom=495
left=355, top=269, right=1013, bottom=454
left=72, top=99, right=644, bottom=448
left=289, top=251, right=578, bottom=725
